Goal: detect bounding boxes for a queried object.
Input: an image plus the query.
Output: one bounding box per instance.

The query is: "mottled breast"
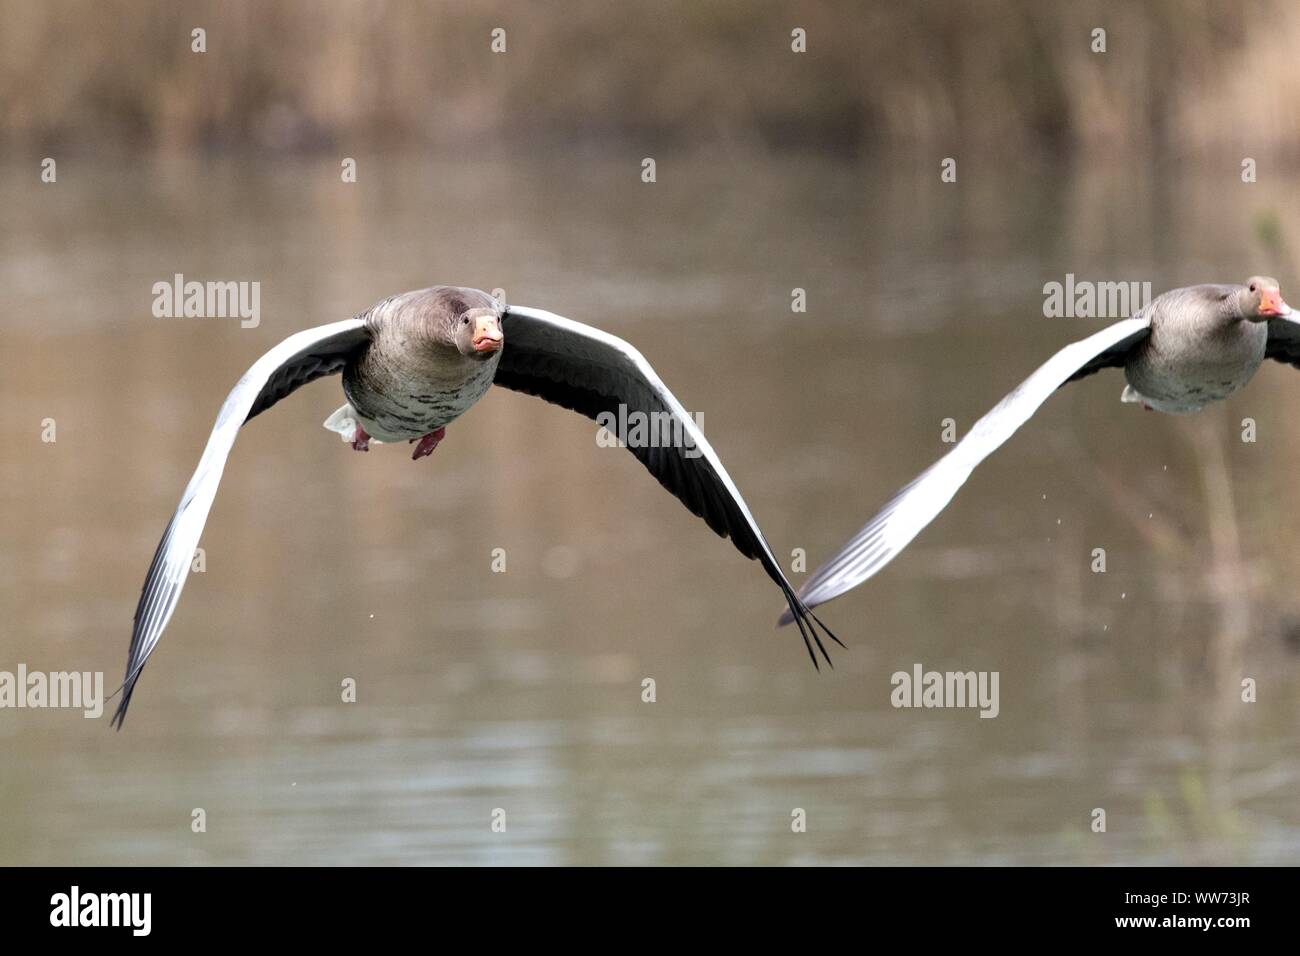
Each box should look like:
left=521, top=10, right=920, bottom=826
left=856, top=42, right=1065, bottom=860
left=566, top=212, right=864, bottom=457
left=1124, top=311, right=1266, bottom=413
left=340, top=288, right=503, bottom=442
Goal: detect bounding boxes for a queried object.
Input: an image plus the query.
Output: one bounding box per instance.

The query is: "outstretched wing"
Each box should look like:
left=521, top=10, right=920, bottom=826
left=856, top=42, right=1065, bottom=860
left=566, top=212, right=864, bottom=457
left=113, top=319, right=371, bottom=727
left=781, top=316, right=1151, bottom=623
left=1265, top=313, right=1300, bottom=368
left=1065, top=322, right=1149, bottom=382
left=495, top=304, right=840, bottom=666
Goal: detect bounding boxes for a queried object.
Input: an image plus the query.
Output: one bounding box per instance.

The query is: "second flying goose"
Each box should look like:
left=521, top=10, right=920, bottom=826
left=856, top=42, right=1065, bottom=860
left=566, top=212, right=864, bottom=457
left=783, top=276, right=1298, bottom=623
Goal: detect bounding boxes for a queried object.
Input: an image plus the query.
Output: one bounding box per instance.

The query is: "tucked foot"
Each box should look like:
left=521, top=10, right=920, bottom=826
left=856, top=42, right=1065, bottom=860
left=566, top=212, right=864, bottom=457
left=351, top=425, right=371, bottom=452
left=410, top=427, right=446, bottom=460
left=1121, top=384, right=1154, bottom=411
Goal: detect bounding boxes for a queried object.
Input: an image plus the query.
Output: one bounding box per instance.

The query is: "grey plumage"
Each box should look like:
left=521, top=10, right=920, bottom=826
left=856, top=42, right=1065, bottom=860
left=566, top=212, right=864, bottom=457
left=343, top=287, right=502, bottom=440
left=1122, top=283, right=1270, bottom=414
left=783, top=277, right=1295, bottom=624
left=114, top=286, right=836, bottom=727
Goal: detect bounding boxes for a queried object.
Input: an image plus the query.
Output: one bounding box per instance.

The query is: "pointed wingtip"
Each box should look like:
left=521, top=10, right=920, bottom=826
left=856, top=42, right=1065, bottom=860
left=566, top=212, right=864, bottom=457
left=107, top=669, right=140, bottom=731
left=809, top=608, right=845, bottom=650
left=778, top=587, right=840, bottom=670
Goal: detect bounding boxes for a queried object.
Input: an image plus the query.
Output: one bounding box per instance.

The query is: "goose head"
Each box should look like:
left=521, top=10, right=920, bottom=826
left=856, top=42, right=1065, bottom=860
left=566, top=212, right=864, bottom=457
left=452, top=306, right=504, bottom=358
left=1240, top=276, right=1290, bottom=320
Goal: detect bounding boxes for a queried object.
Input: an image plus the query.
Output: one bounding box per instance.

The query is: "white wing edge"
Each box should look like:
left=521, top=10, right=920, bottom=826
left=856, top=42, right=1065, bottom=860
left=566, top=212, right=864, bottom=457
left=505, top=304, right=790, bottom=576
left=785, top=315, right=1152, bottom=619
left=113, top=318, right=367, bottom=717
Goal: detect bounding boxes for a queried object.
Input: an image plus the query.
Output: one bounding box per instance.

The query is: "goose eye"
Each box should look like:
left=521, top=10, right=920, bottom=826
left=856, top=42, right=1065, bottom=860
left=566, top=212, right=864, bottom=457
left=462, top=316, right=470, bottom=325
left=1250, top=283, right=1258, bottom=292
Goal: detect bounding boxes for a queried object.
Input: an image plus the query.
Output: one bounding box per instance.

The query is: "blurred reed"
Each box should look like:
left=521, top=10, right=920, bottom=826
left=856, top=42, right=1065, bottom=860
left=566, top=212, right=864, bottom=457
left=4, top=0, right=1300, bottom=157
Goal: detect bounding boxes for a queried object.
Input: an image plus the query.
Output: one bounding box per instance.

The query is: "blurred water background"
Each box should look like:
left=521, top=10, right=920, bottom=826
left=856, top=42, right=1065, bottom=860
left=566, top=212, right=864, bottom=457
left=0, top=1, right=1298, bottom=864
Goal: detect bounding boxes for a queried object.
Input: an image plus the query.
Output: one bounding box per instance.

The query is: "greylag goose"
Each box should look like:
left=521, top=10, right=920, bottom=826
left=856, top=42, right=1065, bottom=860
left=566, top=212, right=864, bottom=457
left=781, top=276, right=1296, bottom=623
left=114, top=287, right=838, bottom=727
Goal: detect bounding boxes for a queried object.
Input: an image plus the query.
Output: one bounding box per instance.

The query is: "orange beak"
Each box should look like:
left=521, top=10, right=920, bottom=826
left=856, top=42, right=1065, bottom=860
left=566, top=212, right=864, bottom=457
left=1260, top=289, right=1291, bottom=317
left=472, top=316, right=503, bottom=353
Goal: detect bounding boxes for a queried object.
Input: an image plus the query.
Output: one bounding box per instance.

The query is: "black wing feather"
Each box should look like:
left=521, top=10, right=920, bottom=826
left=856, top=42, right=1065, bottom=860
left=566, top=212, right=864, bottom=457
left=494, top=305, right=839, bottom=666
left=1265, top=317, right=1300, bottom=368
left=113, top=319, right=370, bottom=728
left=492, top=365, right=761, bottom=556
left=1064, top=327, right=1149, bottom=383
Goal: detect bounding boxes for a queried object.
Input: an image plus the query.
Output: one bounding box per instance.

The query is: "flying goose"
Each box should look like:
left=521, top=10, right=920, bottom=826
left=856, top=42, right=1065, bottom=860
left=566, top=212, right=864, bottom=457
left=781, top=277, right=1296, bottom=623
left=113, top=286, right=839, bottom=727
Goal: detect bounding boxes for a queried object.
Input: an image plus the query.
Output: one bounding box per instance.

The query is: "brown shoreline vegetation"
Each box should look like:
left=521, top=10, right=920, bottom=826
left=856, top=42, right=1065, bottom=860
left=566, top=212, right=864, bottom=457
left=3, top=0, right=1300, bottom=158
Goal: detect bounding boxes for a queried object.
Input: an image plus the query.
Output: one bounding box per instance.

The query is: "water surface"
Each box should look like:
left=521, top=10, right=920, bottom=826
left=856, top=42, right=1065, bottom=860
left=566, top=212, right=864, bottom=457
left=1, top=153, right=1298, bottom=864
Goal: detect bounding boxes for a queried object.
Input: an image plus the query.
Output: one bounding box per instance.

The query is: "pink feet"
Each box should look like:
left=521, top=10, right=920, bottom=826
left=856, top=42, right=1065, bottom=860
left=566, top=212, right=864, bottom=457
left=348, top=424, right=444, bottom=458
left=409, top=427, right=446, bottom=460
